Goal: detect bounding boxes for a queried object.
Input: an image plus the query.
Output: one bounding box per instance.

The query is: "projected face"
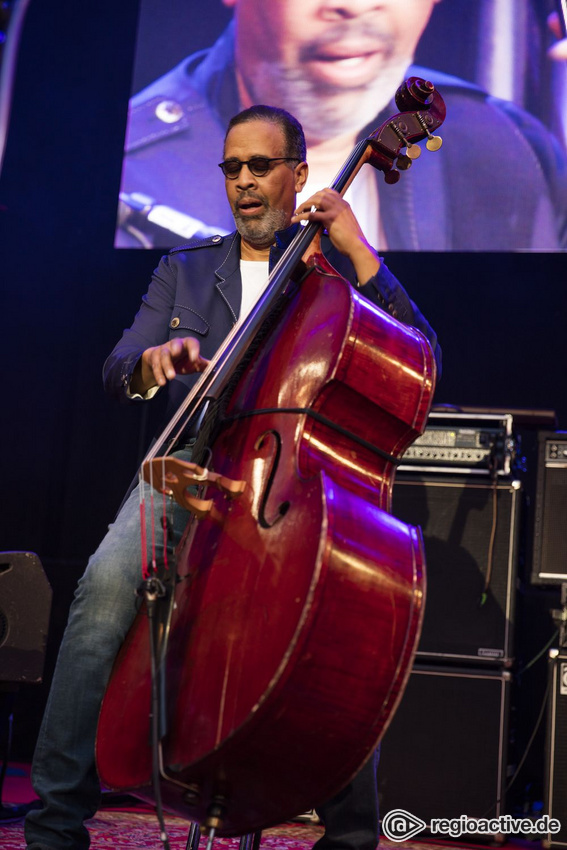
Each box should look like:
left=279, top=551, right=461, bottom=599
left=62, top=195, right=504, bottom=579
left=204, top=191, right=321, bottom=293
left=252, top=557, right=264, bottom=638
left=223, top=0, right=441, bottom=142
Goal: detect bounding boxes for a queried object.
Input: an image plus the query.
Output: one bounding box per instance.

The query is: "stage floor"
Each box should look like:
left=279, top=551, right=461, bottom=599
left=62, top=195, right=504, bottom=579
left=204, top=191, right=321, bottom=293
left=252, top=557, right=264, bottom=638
left=1, top=763, right=539, bottom=850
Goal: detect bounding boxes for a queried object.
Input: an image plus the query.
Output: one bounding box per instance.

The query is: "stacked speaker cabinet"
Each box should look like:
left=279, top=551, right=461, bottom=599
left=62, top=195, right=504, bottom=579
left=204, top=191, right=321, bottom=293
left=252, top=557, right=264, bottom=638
left=544, top=649, right=567, bottom=848
left=394, top=476, right=521, bottom=666
left=377, top=664, right=512, bottom=821
left=531, top=432, right=567, bottom=585
left=377, top=414, right=522, bottom=828
left=532, top=432, right=567, bottom=845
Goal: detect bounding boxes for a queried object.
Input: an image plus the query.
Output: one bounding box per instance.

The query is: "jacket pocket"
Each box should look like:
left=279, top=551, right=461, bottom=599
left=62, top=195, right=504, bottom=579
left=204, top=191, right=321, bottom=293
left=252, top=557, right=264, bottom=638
left=168, top=305, right=210, bottom=336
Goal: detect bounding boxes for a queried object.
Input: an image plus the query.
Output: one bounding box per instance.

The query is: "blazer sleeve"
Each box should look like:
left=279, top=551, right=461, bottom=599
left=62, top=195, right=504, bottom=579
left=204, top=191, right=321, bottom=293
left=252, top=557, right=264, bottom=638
left=103, top=253, right=178, bottom=402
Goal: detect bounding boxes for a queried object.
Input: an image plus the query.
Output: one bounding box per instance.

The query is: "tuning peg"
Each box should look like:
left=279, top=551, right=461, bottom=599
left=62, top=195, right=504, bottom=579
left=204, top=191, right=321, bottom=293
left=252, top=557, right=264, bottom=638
left=390, top=118, right=422, bottom=162
left=416, top=112, right=443, bottom=151
left=396, top=154, right=413, bottom=171
left=425, top=134, right=443, bottom=151
left=384, top=168, right=400, bottom=184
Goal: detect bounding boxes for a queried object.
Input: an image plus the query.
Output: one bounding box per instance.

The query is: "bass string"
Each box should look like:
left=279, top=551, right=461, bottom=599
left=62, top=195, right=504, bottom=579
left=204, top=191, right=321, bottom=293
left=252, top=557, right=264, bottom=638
left=135, top=131, right=419, bottom=571
left=139, top=221, right=324, bottom=468
left=135, top=145, right=373, bottom=572
left=137, top=141, right=372, bottom=472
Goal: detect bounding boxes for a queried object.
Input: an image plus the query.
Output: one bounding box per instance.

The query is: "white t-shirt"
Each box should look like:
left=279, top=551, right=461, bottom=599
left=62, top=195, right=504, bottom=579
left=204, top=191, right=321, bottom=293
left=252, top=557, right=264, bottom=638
left=239, top=260, right=270, bottom=321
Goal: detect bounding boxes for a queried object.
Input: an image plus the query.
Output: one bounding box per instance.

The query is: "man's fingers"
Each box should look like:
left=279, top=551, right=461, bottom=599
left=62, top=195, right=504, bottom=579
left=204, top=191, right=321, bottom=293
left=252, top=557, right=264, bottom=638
left=294, top=189, right=336, bottom=216
left=294, top=189, right=351, bottom=221
left=176, top=338, right=210, bottom=374
left=150, top=345, right=175, bottom=385
left=293, top=206, right=322, bottom=222
left=293, top=200, right=321, bottom=220
left=144, top=337, right=209, bottom=387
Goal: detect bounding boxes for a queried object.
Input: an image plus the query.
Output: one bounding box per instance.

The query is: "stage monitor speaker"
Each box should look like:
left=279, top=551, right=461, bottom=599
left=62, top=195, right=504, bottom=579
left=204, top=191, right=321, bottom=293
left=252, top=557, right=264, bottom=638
left=0, top=552, right=52, bottom=683
left=378, top=664, right=511, bottom=823
left=392, top=476, right=521, bottom=664
left=531, top=432, right=567, bottom=585
left=544, top=649, right=567, bottom=848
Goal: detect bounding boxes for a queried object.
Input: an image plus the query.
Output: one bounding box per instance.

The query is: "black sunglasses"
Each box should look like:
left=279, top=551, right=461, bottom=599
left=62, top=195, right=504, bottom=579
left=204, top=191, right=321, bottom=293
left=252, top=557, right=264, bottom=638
left=218, top=156, right=300, bottom=179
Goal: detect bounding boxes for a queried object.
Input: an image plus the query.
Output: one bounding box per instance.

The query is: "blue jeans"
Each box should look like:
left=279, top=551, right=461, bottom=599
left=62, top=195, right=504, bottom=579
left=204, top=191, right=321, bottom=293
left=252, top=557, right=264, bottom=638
left=25, top=446, right=379, bottom=850
left=315, top=749, right=379, bottom=850
left=25, top=449, right=193, bottom=850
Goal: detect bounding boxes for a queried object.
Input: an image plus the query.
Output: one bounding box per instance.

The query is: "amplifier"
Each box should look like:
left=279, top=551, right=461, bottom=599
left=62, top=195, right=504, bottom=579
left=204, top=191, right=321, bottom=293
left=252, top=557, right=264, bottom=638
left=544, top=649, right=567, bottom=848
left=378, top=664, right=511, bottom=823
left=532, top=432, right=567, bottom=585
left=399, top=412, right=516, bottom=476
left=392, top=476, right=521, bottom=664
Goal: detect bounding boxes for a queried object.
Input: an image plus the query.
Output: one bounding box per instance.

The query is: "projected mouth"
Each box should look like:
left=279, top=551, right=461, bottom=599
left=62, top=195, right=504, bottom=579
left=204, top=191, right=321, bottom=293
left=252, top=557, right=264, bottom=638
left=303, top=32, right=391, bottom=88
left=308, top=47, right=385, bottom=85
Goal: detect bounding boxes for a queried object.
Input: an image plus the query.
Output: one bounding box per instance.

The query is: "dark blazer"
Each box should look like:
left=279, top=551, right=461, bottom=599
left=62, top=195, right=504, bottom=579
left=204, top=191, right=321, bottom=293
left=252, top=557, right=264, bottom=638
left=103, top=226, right=441, bottom=435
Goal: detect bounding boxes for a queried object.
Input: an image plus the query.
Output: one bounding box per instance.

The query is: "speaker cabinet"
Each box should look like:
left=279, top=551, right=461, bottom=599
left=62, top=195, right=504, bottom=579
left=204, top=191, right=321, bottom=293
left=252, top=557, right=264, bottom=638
left=532, top=432, right=567, bottom=585
left=0, top=552, right=52, bottom=683
left=392, top=476, right=521, bottom=664
left=378, top=664, right=511, bottom=823
left=544, top=649, right=567, bottom=848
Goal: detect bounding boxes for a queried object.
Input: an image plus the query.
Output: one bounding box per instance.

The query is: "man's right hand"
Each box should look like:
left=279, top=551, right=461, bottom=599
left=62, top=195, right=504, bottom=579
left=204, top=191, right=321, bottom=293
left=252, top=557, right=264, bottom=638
left=131, top=337, right=209, bottom=396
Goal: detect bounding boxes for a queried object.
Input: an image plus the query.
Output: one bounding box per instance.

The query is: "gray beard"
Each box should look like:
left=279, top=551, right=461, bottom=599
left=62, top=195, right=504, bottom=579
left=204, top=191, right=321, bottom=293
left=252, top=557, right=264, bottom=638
left=242, top=56, right=413, bottom=143
left=233, top=205, right=290, bottom=247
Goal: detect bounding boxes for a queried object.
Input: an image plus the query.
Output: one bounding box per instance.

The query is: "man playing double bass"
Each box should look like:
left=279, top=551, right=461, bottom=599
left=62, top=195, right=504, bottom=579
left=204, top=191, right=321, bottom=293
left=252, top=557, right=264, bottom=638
left=25, top=105, right=441, bottom=850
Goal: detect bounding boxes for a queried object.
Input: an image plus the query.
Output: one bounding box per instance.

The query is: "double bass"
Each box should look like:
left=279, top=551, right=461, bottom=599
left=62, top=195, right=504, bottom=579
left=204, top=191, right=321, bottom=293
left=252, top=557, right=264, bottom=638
left=96, top=77, right=446, bottom=840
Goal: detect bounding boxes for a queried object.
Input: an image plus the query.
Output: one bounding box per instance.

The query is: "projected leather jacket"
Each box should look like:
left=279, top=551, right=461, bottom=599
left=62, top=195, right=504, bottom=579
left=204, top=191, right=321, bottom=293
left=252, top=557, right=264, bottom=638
left=116, top=23, right=567, bottom=251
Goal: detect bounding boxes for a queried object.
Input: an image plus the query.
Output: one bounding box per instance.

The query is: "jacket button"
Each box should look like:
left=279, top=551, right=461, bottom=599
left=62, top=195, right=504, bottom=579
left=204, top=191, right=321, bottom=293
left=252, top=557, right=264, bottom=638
left=155, top=100, right=184, bottom=124
left=212, top=235, right=222, bottom=243
left=170, top=317, right=180, bottom=329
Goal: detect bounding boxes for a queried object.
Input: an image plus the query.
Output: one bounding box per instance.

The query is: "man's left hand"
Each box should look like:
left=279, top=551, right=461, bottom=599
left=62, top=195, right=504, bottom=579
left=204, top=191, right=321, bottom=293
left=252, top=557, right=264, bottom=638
left=292, top=189, right=380, bottom=286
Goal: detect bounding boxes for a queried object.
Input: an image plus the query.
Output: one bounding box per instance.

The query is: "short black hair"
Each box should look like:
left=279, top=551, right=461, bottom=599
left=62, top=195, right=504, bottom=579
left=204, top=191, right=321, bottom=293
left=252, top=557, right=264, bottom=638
left=224, top=105, right=307, bottom=162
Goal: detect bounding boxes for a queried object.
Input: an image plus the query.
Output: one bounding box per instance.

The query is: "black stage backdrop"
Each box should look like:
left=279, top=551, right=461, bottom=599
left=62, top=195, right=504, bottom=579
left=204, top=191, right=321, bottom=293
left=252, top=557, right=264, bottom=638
left=0, top=0, right=565, bottom=759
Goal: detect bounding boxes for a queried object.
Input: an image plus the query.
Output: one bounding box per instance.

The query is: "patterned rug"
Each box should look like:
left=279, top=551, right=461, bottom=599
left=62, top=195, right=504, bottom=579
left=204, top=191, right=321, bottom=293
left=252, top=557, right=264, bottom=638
left=0, top=765, right=529, bottom=850
left=0, top=811, right=528, bottom=850
left=0, top=808, right=520, bottom=850
left=1, top=810, right=318, bottom=850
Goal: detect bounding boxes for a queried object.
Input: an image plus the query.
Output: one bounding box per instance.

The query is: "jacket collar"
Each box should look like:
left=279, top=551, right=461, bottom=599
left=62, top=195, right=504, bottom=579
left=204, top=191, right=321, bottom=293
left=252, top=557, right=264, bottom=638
left=215, top=223, right=300, bottom=273
left=213, top=222, right=300, bottom=320
left=273, top=222, right=301, bottom=253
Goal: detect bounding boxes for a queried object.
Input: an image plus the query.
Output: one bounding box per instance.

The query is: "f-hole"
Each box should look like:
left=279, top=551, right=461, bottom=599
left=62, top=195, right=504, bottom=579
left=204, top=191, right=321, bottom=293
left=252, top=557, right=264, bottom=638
left=254, top=430, right=290, bottom=528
